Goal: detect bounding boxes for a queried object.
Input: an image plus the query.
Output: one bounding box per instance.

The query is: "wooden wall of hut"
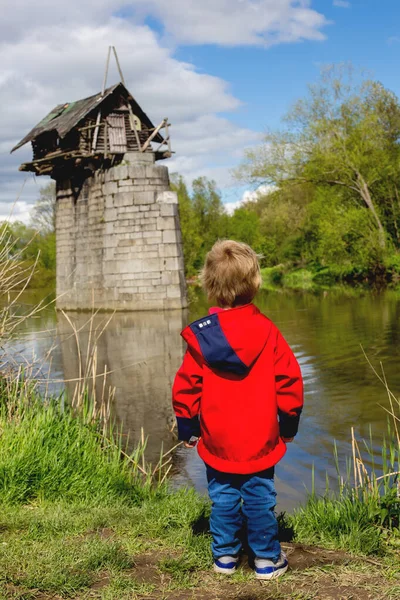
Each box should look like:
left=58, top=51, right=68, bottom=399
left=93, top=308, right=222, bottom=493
left=77, top=112, right=153, bottom=155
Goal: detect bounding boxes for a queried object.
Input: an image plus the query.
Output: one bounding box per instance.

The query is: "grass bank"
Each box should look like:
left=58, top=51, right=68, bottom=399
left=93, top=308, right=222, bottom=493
left=261, top=263, right=400, bottom=292
left=0, top=377, right=399, bottom=599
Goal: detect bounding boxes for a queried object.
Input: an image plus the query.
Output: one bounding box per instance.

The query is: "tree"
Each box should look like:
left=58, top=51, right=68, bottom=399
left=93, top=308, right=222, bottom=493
left=227, top=207, right=264, bottom=254
left=30, top=181, right=56, bottom=234
left=171, top=174, right=203, bottom=276
left=238, top=65, right=400, bottom=248
left=191, top=177, right=229, bottom=253
left=172, top=175, right=229, bottom=274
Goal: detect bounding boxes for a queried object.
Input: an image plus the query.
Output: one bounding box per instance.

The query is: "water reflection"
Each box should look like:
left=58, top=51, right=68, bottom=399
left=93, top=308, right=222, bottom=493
left=175, top=289, right=400, bottom=510
left=57, top=310, right=186, bottom=463
left=5, top=287, right=400, bottom=512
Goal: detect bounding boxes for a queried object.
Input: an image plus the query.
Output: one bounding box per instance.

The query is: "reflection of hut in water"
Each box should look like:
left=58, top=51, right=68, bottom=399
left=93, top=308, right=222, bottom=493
left=58, top=310, right=186, bottom=462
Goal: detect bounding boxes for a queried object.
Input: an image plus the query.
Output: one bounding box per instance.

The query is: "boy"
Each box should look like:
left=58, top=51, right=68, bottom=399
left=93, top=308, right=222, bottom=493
left=172, top=240, right=303, bottom=580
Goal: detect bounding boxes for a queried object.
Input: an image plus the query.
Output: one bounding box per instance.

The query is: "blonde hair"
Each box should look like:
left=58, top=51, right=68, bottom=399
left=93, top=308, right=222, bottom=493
left=202, top=240, right=262, bottom=307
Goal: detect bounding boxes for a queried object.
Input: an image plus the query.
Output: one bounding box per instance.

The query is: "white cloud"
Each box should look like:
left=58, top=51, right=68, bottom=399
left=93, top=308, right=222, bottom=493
left=242, top=184, right=277, bottom=202
left=0, top=201, right=32, bottom=224
left=333, top=1, right=350, bottom=8
left=130, top=0, right=328, bottom=47
left=224, top=199, right=246, bottom=215
left=224, top=184, right=276, bottom=214
left=0, top=1, right=328, bottom=48
left=0, top=1, right=329, bottom=214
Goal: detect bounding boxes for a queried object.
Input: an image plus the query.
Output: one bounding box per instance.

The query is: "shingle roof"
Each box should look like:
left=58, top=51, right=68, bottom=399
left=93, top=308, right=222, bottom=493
left=11, top=82, right=161, bottom=153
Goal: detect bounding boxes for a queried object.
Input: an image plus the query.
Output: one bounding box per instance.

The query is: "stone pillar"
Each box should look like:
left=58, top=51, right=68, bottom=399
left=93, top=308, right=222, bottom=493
left=55, top=179, right=77, bottom=302
left=55, top=153, right=187, bottom=310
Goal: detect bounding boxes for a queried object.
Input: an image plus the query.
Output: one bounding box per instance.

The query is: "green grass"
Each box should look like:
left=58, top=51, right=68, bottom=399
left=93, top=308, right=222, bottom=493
left=260, top=264, right=388, bottom=291
left=0, top=371, right=398, bottom=597
left=261, top=266, right=332, bottom=291
left=290, top=423, right=399, bottom=556
left=291, top=493, right=384, bottom=555
left=0, top=380, right=154, bottom=506
left=0, top=493, right=210, bottom=598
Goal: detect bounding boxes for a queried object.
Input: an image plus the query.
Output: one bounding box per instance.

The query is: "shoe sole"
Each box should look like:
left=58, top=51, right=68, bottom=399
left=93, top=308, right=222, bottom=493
left=255, top=564, right=288, bottom=580
left=213, top=563, right=236, bottom=575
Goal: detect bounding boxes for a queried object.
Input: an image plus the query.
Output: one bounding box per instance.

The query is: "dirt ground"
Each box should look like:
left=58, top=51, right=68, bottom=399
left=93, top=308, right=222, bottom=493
left=3, top=542, right=398, bottom=600
left=116, top=543, right=399, bottom=600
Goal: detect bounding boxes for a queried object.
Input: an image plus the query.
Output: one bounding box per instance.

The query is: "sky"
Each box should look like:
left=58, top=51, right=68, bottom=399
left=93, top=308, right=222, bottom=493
left=1, top=0, right=400, bottom=221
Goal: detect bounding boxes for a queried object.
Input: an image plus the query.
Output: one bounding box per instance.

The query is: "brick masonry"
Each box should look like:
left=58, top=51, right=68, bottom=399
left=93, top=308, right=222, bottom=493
left=56, top=153, right=187, bottom=310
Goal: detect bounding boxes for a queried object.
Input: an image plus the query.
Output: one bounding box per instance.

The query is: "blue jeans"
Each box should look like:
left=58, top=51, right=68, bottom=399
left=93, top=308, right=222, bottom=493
left=206, top=465, right=281, bottom=561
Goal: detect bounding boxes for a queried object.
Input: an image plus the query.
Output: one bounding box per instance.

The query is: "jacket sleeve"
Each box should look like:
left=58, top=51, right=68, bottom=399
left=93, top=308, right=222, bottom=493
left=274, top=329, right=304, bottom=438
left=172, top=348, right=203, bottom=442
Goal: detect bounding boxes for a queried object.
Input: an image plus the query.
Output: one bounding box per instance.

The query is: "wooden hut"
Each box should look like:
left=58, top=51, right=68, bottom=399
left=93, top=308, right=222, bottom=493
left=11, top=82, right=171, bottom=177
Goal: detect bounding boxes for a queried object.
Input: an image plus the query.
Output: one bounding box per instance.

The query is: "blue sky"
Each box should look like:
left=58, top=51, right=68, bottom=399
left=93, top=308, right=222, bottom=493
left=174, top=0, right=400, bottom=132
left=1, top=1, right=400, bottom=219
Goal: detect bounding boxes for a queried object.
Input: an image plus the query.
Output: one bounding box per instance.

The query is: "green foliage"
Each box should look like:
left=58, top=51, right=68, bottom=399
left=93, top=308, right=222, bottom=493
left=236, top=65, right=400, bottom=284
left=226, top=207, right=264, bottom=255
left=0, top=183, right=56, bottom=290
left=171, top=174, right=203, bottom=276
left=0, top=220, right=56, bottom=290
left=172, top=174, right=229, bottom=275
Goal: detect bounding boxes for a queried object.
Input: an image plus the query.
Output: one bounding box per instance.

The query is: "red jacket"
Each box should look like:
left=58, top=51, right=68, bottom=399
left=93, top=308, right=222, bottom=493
left=172, top=303, right=303, bottom=474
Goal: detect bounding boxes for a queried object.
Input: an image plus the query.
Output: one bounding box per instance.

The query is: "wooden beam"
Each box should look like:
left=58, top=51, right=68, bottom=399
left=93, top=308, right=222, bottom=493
left=78, top=123, right=105, bottom=132
left=104, top=120, right=108, bottom=158
left=112, top=46, right=126, bottom=85
left=141, top=119, right=167, bottom=153
left=102, top=46, right=112, bottom=95
left=165, top=121, right=172, bottom=154
left=155, top=138, right=169, bottom=152
left=92, top=110, right=101, bottom=152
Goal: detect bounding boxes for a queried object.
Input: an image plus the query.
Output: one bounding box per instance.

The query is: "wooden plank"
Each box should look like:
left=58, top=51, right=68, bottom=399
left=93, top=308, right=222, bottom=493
left=107, top=114, right=127, bottom=153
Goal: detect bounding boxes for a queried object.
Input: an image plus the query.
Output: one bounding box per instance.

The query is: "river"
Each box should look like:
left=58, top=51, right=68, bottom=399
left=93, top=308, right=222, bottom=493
left=5, top=286, right=400, bottom=512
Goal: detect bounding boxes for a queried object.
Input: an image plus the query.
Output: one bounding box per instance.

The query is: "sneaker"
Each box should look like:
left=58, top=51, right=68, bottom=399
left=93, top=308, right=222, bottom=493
left=213, top=555, right=239, bottom=575
left=254, top=552, right=288, bottom=580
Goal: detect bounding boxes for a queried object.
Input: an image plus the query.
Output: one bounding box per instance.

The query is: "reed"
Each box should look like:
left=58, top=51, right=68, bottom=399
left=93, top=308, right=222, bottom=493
left=0, top=371, right=176, bottom=505
left=0, top=252, right=178, bottom=500
left=292, top=357, right=400, bottom=555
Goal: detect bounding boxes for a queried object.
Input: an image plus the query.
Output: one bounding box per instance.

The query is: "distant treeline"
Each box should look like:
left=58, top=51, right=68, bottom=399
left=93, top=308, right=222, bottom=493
left=176, top=66, right=400, bottom=286
left=1, top=182, right=56, bottom=289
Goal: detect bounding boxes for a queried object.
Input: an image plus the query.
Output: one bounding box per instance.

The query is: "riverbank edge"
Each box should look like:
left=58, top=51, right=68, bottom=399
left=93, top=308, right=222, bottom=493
left=0, top=386, right=399, bottom=599
left=260, top=264, right=400, bottom=292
